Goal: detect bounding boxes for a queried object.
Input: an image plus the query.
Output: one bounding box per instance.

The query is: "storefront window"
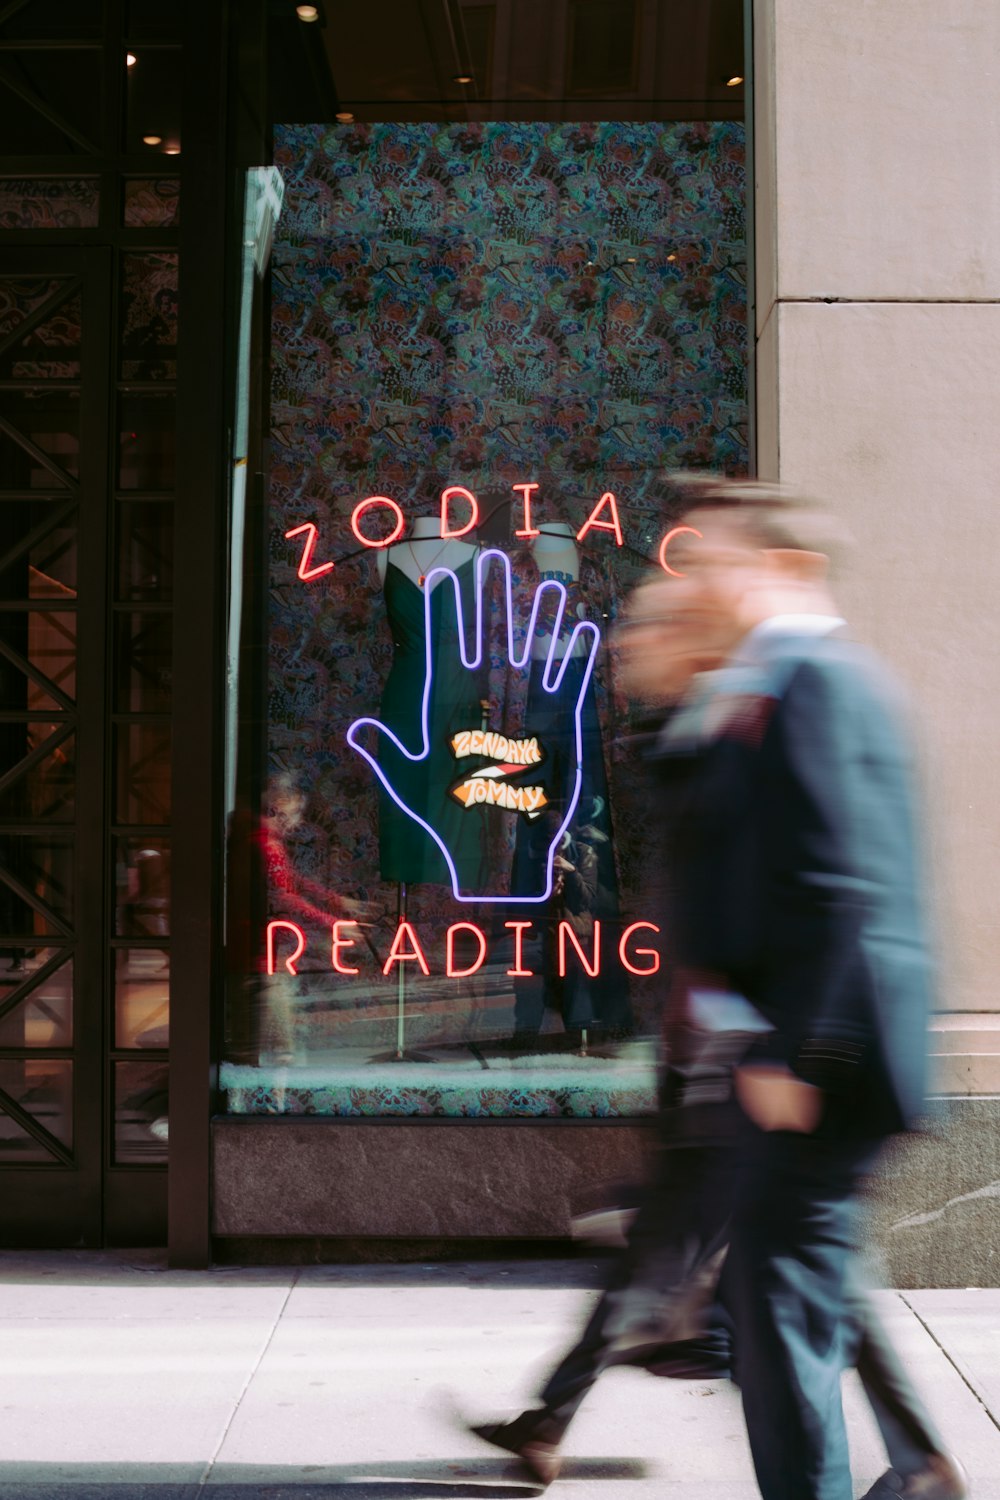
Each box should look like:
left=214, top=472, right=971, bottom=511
left=223, top=14, right=747, bottom=1118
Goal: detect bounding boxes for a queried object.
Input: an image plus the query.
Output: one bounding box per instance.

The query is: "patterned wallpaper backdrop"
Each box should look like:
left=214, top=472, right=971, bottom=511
left=262, top=120, right=747, bottom=1004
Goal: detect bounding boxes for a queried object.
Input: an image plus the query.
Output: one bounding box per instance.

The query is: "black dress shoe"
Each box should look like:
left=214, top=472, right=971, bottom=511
left=469, top=1410, right=564, bottom=1486
left=861, top=1453, right=969, bottom=1499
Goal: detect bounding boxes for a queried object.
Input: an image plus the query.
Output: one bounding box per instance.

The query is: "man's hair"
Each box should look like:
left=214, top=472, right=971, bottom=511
left=669, top=473, right=852, bottom=570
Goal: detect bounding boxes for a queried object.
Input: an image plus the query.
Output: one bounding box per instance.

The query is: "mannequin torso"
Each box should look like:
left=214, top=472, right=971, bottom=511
left=377, top=516, right=479, bottom=591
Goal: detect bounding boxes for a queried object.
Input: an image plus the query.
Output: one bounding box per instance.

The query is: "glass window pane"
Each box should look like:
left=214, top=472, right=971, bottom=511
left=0, top=389, right=80, bottom=490
left=118, top=393, right=175, bottom=491
left=115, top=612, right=172, bottom=711
left=122, top=178, right=180, bottom=228
left=115, top=724, right=171, bottom=825
left=0, top=951, right=72, bottom=1047
left=114, top=1060, right=167, bottom=1163
left=0, top=501, right=78, bottom=598
left=117, top=501, right=173, bottom=600
left=0, top=725, right=75, bottom=822
left=225, top=117, right=747, bottom=1118
left=0, top=610, right=76, bottom=708
left=0, top=51, right=103, bottom=156
left=120, top=252, right=178, bottom=381
left=115, top=948, right=168, bottom=1047
left=0, top=1059, right=72, bottom=1153
left=569, top=0, right=638, bottom=94
left=0, top=834, right=73, bottom=935
left=126, top=0, right=181, bottom=40
left=115, top=837, right=169, bottom=937
left=124, top=47, right=181, bottom=157
left=0, top=279, right=81, bottom=381
left=0, top=2, right=102, bottom=39
left=0, top=180, right=99, bottom=231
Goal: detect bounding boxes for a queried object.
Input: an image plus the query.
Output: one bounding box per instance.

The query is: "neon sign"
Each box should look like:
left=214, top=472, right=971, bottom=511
left=346, top=548, right=600, bottom=904
left=284, top=482, right=695, bottom=576
left=266, top=917, right=662, bottom=978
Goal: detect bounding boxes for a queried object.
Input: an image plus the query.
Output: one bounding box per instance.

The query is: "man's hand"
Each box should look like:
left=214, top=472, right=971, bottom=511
left=734, top=1063, right=823, bottom=1133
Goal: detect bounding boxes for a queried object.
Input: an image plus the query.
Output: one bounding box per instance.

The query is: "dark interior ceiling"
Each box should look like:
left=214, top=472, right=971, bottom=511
left=268, top=0, right=744, bottom=125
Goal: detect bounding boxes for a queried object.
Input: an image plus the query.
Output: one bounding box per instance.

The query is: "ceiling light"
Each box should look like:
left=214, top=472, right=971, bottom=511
left=126, top=52, right=137, bottom=67
left=726, top=74, right=744, bottom=87
left=335, top=111, right=354, bottom=122
left=666, top=253, right=677, bottom=262
left=296, top=5, right=319, bottom=19
left=164, top=145, right=181, bottom=156
left=453, top=74, right=473, bottom=84
left=142, top=134, right=162, bottom=146
left=625, top=256, right=637, bottom=264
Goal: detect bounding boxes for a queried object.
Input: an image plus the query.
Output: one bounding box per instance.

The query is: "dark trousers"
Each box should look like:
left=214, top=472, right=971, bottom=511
left=723, top=1127, right=885, bottom=1500
left=539, top=1143, right=734, bottom=1433
left=535, top=1130, right=943, bottom=1488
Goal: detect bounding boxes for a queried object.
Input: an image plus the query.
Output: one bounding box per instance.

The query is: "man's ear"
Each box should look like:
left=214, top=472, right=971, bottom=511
left=764, top=548, right=829, bottom=584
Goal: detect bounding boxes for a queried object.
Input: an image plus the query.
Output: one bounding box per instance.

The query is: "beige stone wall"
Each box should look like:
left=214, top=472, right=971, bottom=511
left=752, top=0, right=1000, bottom=1087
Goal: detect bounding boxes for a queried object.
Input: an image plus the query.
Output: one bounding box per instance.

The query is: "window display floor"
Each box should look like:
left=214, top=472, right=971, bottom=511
left=220, top=1043, right=658, bottom=1118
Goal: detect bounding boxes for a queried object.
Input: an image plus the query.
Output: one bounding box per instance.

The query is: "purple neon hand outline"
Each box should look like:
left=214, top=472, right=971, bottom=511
left=347, top=548, right=601, bottom=903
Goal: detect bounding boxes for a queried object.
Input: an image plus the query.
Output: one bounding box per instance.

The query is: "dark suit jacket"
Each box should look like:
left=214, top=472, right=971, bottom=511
left=655, top=629, right=932, bottom=1140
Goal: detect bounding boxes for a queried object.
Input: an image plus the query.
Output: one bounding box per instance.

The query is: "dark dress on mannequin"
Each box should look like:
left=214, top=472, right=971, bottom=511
left=508, top=572, right=626, bottom=1037
left=377, top=555, right=488, bottom=890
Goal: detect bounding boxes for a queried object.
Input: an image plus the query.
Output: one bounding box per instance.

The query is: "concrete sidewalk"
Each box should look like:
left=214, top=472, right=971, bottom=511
left=1, top=1253, right=999, bottom=1499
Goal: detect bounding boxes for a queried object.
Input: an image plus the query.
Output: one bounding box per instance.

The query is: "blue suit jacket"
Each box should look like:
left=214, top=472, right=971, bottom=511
left=655, top=629, right=932, bottom=1139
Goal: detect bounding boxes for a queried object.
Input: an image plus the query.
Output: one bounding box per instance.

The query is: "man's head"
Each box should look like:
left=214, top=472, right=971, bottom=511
left=617, top=573, right=723, bottom=704
left=660, top=476, right=848, bottom=656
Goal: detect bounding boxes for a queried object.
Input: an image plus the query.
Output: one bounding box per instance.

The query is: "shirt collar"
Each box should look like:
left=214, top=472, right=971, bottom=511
left=732, top=613, right=845, bottom=666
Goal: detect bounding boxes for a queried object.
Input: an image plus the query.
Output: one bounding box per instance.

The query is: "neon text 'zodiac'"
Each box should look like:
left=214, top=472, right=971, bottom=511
left=284, top=483, right=696, bottom=578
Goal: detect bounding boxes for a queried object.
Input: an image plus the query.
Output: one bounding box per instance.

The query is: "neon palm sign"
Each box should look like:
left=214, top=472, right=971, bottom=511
left=346, top=548, right=600, bottom=903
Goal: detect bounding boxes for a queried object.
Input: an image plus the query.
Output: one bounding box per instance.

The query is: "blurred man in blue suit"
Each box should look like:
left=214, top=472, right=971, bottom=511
left=655, top=480, right=958, bottom=1500
left=466, top=478, right=963, bottom=1500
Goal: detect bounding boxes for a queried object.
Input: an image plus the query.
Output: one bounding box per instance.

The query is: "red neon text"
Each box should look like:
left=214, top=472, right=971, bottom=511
left=446, top=922, right=488, bottom=978
left=331, top=920, right=361, bottom=975
left=618, top=921, right=661, bottom=975
left=512, top=482, right=541, bottom=539
left=266, top=919, right=306, bottom=976
left=351, top=495, right=406, bottom=549
left=576, top=492, right=624, bottom=548
left=558, top=920, right=601, bottom=977
left=263, top=917, right=661, bottom=978
left=441, top=486, right=479, bottom=539
left=382, top=919, right=431, bottom=976
left=285, top=486, right=714, bottom=581
left=285, top=522, right=335, bottom=581
left=504, top=919, right=534, bottom=976
left=658, top=525, right=703, bottom=578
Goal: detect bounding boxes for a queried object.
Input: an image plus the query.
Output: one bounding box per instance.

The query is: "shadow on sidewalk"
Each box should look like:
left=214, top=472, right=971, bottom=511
left=0, top=1455, right=649, bottom=1497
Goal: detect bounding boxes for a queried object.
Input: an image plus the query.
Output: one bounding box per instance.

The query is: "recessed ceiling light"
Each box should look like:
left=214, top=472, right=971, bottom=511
left=625, top=256, right=637, bottom=264
left=336, top=111, right=354, bottom=122
left=126, top=52, right=137, bottom=67
left=726, top=74, right=744, bottom=87
left=164, top=145, right=181, bottom=156
left=142, top=134, right=162, bottom=146
left=296, top=4, right=319, bottom=19
left=453, top=74, right=473, bottom=84
left=666, top=253, right=677, bottom=262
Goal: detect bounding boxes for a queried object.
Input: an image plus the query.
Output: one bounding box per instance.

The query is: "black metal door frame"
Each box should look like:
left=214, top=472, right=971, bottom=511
left=0, top=245, right=109, bottom=1244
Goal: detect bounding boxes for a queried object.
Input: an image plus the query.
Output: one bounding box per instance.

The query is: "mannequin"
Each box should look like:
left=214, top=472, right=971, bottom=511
left=376, top=515, right=479, bottom=591
left=373, top=516, right=485, bottom=890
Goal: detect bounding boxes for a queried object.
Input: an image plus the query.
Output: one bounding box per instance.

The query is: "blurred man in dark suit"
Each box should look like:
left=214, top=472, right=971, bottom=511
left=463, top=480, right=964, bottom=1500
left=654, top=480, right=960, bottom=1500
